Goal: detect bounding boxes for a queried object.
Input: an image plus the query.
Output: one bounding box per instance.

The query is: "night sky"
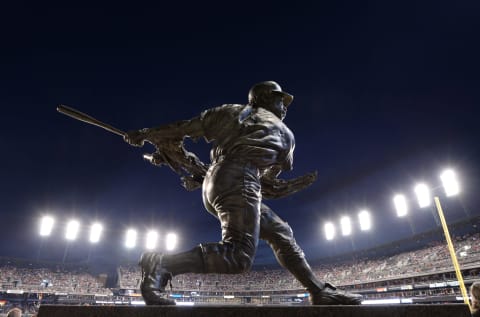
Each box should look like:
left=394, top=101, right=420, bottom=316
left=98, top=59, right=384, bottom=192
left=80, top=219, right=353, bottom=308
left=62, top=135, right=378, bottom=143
left=2, top=1, right=480, bottom=273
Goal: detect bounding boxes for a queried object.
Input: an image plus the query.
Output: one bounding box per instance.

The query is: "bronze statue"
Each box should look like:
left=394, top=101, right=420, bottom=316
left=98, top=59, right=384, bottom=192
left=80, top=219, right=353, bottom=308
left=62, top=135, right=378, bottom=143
left=57, top=81, right=362, bottom=305
left=123, top=81, right=363, bottom=305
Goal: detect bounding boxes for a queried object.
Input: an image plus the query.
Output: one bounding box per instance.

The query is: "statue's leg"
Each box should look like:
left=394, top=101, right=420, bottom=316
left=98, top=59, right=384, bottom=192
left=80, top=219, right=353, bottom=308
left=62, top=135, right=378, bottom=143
left=259, top=204, right=322, bottom=290
left=163, top=160, right=261, bottom=274
left=138, top=252, right=176, bottom=305
left=139, top=160, right=261, bottom=305
left=259, top=204, right=362, bottom=305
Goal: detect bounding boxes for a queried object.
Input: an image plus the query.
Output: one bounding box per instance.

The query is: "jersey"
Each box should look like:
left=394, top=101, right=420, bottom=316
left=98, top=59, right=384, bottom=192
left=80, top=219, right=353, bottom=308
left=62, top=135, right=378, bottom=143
left=200, top=104, right=295, bottom=172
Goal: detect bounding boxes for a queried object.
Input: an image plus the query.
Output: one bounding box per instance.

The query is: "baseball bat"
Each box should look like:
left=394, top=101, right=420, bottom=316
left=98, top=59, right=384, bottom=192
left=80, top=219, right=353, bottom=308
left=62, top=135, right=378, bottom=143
left=57, top=104, right=126, bottom=137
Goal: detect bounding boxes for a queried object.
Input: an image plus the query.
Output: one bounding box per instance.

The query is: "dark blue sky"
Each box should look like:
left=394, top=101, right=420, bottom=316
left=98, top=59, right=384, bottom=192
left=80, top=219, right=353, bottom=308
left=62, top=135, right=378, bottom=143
left=1, top=1, right=480, bottom=272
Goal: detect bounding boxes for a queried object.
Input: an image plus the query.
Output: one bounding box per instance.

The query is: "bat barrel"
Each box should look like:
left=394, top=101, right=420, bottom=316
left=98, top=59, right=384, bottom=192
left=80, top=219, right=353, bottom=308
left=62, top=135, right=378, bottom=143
left=57, top=104, right=126, bottom=137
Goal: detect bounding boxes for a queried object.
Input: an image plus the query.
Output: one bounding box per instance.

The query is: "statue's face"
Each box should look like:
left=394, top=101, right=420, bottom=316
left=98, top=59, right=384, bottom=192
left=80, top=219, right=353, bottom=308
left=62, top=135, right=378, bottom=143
left=267, top=94, right=287, bottom=120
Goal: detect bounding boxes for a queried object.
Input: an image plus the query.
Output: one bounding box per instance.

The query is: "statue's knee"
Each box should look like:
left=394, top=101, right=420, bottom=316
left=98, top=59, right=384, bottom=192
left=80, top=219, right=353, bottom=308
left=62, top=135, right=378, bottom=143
left=228, top=243, right=255, bottom=273
left=270, top=223, right=294, bottom=246
left=231, top=251, right=254, bottom=273
left=199, top=242, right=254, bottom=273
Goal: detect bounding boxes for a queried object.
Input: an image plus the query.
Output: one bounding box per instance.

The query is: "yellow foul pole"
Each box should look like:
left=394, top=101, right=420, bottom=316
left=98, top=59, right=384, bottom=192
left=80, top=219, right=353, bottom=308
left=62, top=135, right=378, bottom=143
left=434, top=196, right=471, bottom=311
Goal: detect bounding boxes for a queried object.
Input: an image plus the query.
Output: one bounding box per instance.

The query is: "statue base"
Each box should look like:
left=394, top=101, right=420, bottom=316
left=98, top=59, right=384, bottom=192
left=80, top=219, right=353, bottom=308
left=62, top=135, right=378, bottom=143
left=38, top=304, right=470, bottom=317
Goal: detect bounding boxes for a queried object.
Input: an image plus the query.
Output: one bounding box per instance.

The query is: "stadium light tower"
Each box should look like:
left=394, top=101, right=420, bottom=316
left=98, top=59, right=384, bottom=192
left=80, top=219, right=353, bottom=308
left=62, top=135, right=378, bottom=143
left=125, top=229, right=137, bottom=249
left=39, top=216, right=55, bottom=237
left=62, top=219, right=80, bottom=264
left=358, top=210, right=371, bottom=231
left=166, top=232, right=178, bottom=251
left=414, top=183, right=431, bottom=208
left=324, top=222, right=335, bottom=241
left=37, top=215, right=55, bottom=262
left=89, top=223, right=103, bottom=244
left=440, top=169, right=460, bottom=197
left=393, top=194, right=408, bottom=217
left=146, top=230, right=158, bottom=250
left=340, top=216, right=352, bottom=236
left=65, top=220, right=80, bottom=241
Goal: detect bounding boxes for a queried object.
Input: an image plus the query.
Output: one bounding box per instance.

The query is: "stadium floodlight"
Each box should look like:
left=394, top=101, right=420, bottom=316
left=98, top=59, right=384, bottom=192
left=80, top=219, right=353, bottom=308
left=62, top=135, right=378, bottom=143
left=393, top=194, right=408, bottom=217
left=146, top=230, right=158, bottom=250
left=65, top=220, right=80, bottom=241
left=166, top=232, right=178, bottom=251
left=89, top=223, right=103, bottom=243
left=39, top=216, right=55, bottom=236
left=125, top=229, right=137, bottom=248
left=340, top=216, right=352, bottom=236
left=440, top=169, right=460, bottom=197
left=358, top=210, right=371, bottom=231
left=414, top=183, right=431, bottom=208
left=324, top=222, right=335, bottom=241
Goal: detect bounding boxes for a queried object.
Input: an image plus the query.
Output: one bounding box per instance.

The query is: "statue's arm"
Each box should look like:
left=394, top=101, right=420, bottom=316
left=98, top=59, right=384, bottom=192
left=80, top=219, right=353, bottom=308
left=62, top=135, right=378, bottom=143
left=143, top=116, right=204, bottom=140
left=261, top=170, right=318, bottom=199
left=260, top=162, right=317, bottom=200
left=124, top=116, right=204, bottom=146
left=123, top=116, right=209, bottom=191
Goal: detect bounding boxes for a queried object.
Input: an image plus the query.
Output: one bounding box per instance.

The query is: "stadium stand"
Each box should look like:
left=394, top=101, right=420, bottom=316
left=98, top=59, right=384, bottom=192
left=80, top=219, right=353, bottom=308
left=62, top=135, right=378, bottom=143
left=1, top=225, right=479, bottom=314
left=116, top=232, right=480, bottom=292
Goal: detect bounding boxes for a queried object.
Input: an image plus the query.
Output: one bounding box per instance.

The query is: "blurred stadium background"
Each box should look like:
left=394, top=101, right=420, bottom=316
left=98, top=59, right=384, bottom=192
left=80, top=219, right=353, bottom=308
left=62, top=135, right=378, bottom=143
left=1, top=214, right=479, bottom=316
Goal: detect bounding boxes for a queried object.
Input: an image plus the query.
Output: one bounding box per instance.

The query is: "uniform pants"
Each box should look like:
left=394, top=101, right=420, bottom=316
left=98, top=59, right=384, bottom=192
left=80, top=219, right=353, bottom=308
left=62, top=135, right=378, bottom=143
left=163, top=159, right=323, bottom=292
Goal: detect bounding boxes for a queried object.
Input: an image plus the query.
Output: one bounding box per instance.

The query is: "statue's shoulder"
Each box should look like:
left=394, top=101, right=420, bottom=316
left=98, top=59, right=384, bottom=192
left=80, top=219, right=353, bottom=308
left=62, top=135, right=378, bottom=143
left=216, top=103, right=244, bottom=112
left=202, top=103, right=245, bottom=118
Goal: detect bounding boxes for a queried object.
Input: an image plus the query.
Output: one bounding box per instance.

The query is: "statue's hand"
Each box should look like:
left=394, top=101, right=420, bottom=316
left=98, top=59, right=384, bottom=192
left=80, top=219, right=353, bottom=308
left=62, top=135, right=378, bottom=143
left=124, top=129, right=146, bottom=147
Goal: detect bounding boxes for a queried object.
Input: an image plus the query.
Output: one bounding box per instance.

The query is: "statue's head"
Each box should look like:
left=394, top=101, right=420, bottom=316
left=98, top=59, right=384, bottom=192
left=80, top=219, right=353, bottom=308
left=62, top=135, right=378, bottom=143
left=248, top=81, right=293, bottom=119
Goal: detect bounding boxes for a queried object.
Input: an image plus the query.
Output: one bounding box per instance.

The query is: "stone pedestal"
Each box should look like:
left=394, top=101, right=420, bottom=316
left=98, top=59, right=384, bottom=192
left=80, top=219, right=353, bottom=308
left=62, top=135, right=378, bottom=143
left=38, top=304, right=470, bottom=317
